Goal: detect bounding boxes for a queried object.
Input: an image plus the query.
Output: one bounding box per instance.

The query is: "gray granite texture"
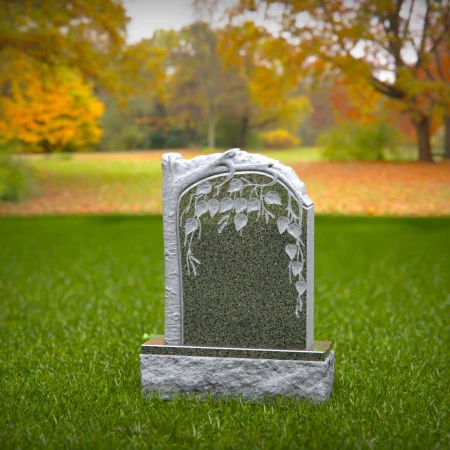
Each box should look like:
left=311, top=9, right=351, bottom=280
left=140, top=351, right=334, bottom=403
left=141, top=338, right=332, bottom=361
left=162, top=149, right=314, bottom=350
left=180, top=173, right=308, bottom=349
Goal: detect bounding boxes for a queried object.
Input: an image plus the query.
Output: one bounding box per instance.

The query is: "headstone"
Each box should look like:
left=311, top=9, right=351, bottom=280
left=140, top=149, right=334, bottom=402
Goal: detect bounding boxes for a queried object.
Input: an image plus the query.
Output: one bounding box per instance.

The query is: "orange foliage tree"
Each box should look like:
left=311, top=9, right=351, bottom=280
left=328, top=75, right=433, bottom=142
left=329, top=76, right=384, bottom=125
left=0, top=62, right=104, bottom=152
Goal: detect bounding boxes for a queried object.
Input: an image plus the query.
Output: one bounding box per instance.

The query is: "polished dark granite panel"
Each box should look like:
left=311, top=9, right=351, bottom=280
left=142, top=336, right=332, bottom=361
left=179, top=173, right=308, bottom=350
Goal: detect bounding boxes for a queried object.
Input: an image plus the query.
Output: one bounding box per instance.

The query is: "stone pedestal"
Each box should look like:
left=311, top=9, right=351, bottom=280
left=140, top=336, right=334, bottom=403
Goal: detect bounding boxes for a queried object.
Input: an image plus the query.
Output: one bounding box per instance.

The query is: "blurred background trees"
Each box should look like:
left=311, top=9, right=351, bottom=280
left=0, top=0, right=128, bottom=153
left=229, top=0, right=450, bottom=161
left=0, top=0, right=449, bottom=160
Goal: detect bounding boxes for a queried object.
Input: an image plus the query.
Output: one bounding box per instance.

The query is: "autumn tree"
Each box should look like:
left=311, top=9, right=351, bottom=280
left=217, top=22, right=311, bottom=147
left=193, top=0, right=224, bottom=148
left=164, top=23, right=221, bottom=147
left=0, top=60, right=104, bottom=152
left=419, top=38, right=450, bottom=158
left=230, top=0, right=450, bottom=161
left=99, top=18, right=310, bottom=150
left=0, top=0, right=129, bottom=93
left=0, top=0, right=134, bottom=155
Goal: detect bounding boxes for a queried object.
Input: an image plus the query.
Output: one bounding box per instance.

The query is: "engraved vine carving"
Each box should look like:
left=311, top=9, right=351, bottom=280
left=180, top=166, right=307, bottom=317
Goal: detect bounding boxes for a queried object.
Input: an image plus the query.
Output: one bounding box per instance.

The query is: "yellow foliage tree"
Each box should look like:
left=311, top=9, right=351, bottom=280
left=218, top=22, right=311, bottom=146
left=261, top=129, right=301, bottom=149
left=0, top=0, right=128, bottom=95
left=0, top=64, right=104, bottom=152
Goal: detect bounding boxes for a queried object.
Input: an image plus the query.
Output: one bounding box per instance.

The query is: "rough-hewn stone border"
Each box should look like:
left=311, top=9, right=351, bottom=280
left=140, top=351, right=334, bottom=403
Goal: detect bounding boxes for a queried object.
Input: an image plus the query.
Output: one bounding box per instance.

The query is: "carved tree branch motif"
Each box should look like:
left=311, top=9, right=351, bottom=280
left=180, top=164, right=307, bottom=318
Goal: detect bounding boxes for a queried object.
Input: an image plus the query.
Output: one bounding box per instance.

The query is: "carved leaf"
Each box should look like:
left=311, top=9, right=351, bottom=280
left=285, top=244, right=297, bottom=260
left=264, top=190, right=282, bottom=205
left=219, top=197, right=234, bottom=213
left=234, top=213, right=248, bottom=232
left=218, top=214, right=230, bottom=225
left=218, top=217, right=229, bottom=233
left=287, top=223, right=301, bottom=240
left=208, top=199, right=219, bottom=217
left=195, top=200, right=209, bottom=217
left=292, top=261, right=303, bottom=276
left=234, top=197, right=247, bottom=213
left=247, top=198, right=260, bottom=212
left=196, top=181, right=212, bottom=195
left=185, top=218, right=199, bottom=236
left=295, top=277, right=307, bottom=296
left=277, top=216, right=290, bottom=234
left=228, top=178, right=243, bottom=193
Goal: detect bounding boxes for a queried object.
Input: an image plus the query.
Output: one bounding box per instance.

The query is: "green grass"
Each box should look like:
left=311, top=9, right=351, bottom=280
left=25, top=158, right=163, bottom=211
left=1, top=215, right=449, bottom=449
left=256, top=147, right=323, bottom=163
left=27, top=148, right=322, bottom=177
left=12, top=150, right=322, bottom=212
left=31, top=157, right=162, bottom=179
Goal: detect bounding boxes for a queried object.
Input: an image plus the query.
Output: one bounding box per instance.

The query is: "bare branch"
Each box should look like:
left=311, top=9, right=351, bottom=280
left=427, top=3, right=450, bottom=56
left=416, top=0, right=430, bottom=68
left=401, top=0, right=416, bottom=40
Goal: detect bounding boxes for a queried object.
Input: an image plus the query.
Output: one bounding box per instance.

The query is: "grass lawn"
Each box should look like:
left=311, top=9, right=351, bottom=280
left=1, top=149, right=449, bottom=217
left=1, top=215, right=449, bottom=448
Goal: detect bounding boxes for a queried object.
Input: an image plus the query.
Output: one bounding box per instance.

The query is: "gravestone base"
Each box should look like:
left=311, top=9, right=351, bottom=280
left=140, top=336, right=334, bottom=403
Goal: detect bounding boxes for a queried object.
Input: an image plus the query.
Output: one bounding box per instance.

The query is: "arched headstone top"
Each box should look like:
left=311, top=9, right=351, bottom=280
left=162, top=148, right=313, bottom=208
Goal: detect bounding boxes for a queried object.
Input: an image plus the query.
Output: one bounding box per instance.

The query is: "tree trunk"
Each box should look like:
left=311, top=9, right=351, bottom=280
left=183, top=118, right=190, bottom=148
left=207, top=103, right=215, bottom=149
left=239, top=115, right=248, bottom=148
left=444, top=115, right=450, bottom=160
left=414, top=116, right=433, bottom=162
left=191, top=126, right=199, bottom=147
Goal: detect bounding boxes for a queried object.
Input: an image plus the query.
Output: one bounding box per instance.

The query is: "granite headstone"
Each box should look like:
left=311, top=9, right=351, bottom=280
left=140, top=149, right=334, bottom=402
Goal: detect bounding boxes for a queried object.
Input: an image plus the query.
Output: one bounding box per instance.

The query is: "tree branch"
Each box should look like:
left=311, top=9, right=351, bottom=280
left=370, top=75, right=406, bottom=99
left=416, top=0, right=430, bottom=68
left=427, top=5, right=450, bottom=56
left=252, top=115, right=279, bottom=129
left=401, top=0, right=415, bottom=40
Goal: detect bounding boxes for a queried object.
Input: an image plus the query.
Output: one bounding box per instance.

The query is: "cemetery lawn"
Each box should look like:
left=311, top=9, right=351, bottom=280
left=1, top=151, right=449, bottom=217
left=1, top=215, right=449, bottom=449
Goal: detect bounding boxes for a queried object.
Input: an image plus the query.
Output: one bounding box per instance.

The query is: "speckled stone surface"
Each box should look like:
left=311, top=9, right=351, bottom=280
left=140, top=351, right=334, bottom=402
left=179, top=172, right=309, bottom=350
left=141, top=337, right=332, bottom=361
left=162, top=149, right=314, bottom=349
